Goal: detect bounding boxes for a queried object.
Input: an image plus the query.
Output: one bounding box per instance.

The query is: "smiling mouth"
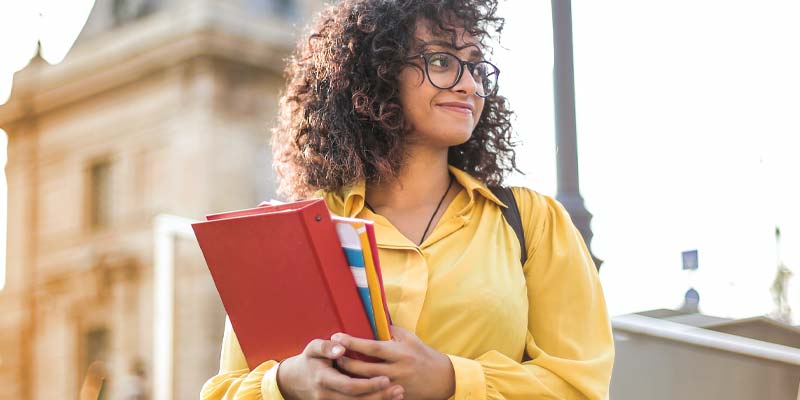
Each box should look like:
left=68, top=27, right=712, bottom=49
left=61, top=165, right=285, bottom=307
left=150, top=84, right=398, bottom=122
left=436, top=104, right=473, bottom=115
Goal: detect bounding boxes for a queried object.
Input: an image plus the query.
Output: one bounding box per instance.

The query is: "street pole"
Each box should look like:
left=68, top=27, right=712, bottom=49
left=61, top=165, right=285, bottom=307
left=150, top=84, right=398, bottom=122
left=551, top=0, right=602, bottom=269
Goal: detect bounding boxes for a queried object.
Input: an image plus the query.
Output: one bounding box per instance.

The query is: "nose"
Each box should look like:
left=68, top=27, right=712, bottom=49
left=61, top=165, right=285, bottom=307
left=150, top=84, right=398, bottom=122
left=451, top=63, right=480, bottom=96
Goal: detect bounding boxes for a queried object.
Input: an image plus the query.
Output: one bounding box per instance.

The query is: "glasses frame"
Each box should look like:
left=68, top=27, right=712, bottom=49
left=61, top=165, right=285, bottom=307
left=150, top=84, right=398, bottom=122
left=411, top=51, right=500, bottom=98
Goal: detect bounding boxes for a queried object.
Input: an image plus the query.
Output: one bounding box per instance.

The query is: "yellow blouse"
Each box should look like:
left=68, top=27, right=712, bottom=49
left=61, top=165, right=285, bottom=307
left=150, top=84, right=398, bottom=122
left=201, top=166, right=615, bottom=399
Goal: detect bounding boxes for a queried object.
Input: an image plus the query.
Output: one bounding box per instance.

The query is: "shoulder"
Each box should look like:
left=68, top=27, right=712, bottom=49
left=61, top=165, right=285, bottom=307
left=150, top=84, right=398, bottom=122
left=505, top=186, right=578, bottom=257
left=507, top=187, right=569, bottom=220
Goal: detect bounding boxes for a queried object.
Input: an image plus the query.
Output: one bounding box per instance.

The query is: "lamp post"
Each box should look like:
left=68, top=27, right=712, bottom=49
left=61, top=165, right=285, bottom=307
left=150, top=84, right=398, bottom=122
left=551, top=0, right=602, bottom=269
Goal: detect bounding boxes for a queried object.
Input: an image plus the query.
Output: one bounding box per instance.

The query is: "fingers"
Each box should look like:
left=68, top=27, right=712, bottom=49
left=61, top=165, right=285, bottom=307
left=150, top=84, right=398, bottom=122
left=320, top=372, right=388, bottom=396
left=360, top=385, right=405, bottom=400
left=336, top=356, right=391, bottom=378
left=318, top=367, right=405, bottom=400
left=331, top=333, right=395, bottom=360
left=304, top=338, right=346, bottom=360
left=330, top=382, right=404, bottom=400
left=322, top=386, right=404, bottom=400
left=296, top=339, right=405, bottom=400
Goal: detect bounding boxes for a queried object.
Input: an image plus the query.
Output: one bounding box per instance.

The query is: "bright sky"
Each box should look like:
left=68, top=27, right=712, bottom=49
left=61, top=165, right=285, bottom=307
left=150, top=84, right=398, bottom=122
left=497, top=1, right=800, bottom=321
left=1, top=2, right=799, bottom=322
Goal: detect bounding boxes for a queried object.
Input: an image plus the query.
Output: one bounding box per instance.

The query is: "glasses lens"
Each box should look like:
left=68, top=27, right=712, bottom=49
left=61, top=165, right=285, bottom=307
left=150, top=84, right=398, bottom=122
left=472, top=62, right=498, bottom=96
left=426, top=53, right=461, bottom=89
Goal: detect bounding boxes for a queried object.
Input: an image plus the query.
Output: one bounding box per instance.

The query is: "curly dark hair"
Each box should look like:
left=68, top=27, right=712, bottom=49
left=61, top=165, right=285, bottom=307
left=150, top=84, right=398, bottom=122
left=272, top=0, right=519, bottom=198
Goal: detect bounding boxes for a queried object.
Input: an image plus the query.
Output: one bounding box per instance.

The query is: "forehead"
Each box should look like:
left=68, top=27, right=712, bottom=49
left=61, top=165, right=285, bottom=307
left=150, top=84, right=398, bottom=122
left=413, top=19, right=483, bottom=57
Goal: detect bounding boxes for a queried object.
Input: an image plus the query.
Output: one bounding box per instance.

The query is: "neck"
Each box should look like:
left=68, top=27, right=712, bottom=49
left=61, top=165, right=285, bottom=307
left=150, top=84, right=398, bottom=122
left=366, top=145, right=452, bottom=211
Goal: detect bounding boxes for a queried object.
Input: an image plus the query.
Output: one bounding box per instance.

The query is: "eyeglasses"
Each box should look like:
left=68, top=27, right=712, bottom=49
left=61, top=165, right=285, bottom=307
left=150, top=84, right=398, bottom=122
left=411, top=52, right=500, bottom=98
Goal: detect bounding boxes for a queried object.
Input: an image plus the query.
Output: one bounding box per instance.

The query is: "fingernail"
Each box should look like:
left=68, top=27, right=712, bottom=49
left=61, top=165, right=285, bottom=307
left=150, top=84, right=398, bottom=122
left=331, top=344, right=344, bottom=355
left=331, top=332, right=342, bottom=341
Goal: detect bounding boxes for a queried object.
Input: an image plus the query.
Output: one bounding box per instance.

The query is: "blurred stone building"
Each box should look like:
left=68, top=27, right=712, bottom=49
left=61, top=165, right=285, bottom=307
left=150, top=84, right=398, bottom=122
left=0, top=0, right=323, bottom=398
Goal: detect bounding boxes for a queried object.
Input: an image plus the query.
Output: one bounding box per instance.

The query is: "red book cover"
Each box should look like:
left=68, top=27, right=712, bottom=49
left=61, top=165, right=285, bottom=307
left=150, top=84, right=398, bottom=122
left=192, top=199, right=375, bottom=369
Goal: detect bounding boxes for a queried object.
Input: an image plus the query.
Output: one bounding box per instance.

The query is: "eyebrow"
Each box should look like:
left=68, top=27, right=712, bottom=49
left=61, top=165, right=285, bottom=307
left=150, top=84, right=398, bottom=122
left=422, top=40, right=484, bottom=60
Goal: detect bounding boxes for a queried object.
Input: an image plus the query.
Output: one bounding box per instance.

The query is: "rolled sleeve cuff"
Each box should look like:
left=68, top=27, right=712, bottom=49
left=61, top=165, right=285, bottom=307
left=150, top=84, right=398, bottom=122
left=260, top=362, right=286, bottom=400
left=446, top=354, right=486, bottom=400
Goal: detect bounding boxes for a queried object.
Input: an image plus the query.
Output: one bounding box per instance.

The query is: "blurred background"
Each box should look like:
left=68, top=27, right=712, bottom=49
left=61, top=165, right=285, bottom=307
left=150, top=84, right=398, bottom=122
left=0, top=0, right=798, bottom=399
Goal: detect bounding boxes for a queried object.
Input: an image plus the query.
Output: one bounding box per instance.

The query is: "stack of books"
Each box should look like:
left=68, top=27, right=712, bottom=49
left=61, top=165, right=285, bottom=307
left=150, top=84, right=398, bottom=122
left=192, top=199, right=392, bottom=369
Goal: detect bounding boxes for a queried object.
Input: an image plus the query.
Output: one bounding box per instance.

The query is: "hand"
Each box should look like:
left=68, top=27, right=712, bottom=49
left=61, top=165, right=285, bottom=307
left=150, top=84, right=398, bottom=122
left=332, top=326, right=455, bottom=400
left=277, top=338, right=405, bottom=400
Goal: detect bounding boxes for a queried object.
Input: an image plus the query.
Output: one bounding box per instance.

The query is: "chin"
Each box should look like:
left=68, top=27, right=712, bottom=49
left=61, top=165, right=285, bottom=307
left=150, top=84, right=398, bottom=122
left=413, top=125, right=474, bottom=147
left=446, top=130, right=473, bottom=146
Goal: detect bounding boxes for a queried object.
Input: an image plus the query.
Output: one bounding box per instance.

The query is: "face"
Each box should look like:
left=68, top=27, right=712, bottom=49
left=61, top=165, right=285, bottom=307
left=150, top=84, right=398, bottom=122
left=398, top=20, right=487, bottom=149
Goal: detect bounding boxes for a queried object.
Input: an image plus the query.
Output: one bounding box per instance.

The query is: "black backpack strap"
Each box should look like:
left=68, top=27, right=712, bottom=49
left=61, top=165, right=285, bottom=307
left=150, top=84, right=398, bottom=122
left=489, top=186, right=528, bottom=266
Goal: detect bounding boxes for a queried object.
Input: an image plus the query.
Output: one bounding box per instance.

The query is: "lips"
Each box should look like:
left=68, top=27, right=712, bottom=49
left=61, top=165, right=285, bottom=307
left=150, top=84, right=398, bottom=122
left=436, top=102, right=474, bottom=115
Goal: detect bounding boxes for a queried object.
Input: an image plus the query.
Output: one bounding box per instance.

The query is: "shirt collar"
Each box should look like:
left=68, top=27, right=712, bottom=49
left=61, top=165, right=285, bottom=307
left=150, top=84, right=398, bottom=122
left=320, top=165, right=507, bottom=218
left=447, top=166, right=507, bottom=209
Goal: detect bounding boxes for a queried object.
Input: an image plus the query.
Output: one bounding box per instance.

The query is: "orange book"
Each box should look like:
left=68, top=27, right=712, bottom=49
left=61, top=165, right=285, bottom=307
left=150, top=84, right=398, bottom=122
left=192, top=199, right=375, bottom=369
left=364, top=222, right=393, bottom=328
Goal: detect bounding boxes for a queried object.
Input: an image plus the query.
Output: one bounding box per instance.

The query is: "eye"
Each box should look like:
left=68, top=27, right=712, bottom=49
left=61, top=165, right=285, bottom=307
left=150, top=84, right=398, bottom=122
left=428, top=54, right=452, bottom=69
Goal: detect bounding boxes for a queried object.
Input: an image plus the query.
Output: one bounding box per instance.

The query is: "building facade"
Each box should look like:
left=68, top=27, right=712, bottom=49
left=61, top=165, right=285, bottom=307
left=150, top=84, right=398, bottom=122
left=0, top=0, right=323, bottom=398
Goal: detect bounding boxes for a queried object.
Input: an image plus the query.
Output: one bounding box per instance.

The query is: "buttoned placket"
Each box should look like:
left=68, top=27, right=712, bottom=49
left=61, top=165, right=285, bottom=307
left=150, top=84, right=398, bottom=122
left=355, top=189, right=474, bottom=332
left=330, top=167, right=507, bottom=333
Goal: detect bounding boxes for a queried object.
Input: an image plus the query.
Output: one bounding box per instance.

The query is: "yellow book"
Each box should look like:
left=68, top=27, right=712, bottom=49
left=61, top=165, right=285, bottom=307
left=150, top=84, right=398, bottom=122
left=354, top=222, right=392, bottom=341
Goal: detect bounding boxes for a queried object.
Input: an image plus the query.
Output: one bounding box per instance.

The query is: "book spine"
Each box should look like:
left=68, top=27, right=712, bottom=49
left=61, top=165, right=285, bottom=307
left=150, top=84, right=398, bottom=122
left=333, top=218, right=381, bottom=338
left=343, top=246, right=378, bottom=339
left=300, top=202, right=373, bottom=340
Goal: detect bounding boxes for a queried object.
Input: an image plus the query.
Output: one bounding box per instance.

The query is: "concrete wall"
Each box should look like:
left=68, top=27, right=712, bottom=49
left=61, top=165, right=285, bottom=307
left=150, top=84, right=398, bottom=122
left=612, top=331, right=800, bottom=400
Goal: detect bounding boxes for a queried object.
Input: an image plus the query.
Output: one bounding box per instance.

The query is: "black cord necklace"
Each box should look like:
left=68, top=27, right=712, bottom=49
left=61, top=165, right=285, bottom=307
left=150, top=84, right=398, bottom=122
left=365, top=173, right=454, bottom=246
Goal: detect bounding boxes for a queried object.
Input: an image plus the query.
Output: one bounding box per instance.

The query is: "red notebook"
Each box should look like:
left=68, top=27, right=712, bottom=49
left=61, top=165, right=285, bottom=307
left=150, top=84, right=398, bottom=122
left=192, top=199, right=375, bottom=369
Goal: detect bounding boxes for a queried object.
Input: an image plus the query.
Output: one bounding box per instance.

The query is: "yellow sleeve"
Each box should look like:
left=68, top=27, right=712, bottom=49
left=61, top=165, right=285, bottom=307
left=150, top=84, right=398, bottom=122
left=445, top=188, right=615, bottom=400
left=201, top=317, right=287, bottom=400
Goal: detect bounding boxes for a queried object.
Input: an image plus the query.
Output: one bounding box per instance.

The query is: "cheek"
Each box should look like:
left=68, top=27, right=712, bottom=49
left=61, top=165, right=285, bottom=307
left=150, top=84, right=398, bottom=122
left=398, top=68, right=435, bottom=125
left=398, top=67, right=426, bottom=100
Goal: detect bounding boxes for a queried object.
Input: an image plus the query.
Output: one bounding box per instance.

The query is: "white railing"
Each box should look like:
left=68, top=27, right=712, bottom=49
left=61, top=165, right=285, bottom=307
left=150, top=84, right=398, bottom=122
left=613, top=313, right=800, bottom=366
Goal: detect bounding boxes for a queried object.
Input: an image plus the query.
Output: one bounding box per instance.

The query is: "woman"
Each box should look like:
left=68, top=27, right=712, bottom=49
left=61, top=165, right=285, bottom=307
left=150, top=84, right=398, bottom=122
left=202, top=0, right=614, bottom=399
